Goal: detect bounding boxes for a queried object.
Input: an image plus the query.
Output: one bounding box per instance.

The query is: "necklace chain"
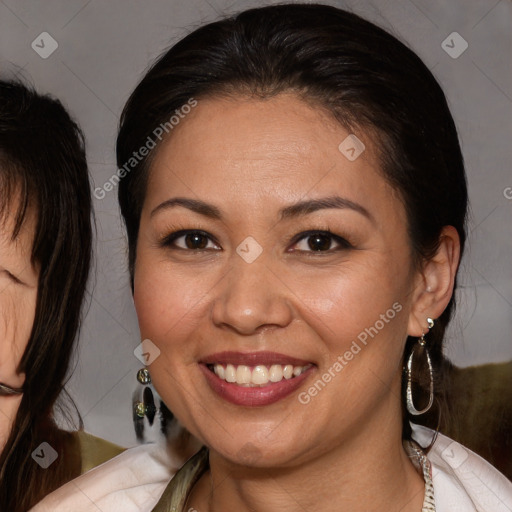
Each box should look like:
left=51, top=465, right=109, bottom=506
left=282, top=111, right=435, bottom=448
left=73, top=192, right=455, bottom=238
left=405, top=440, right=436, bottom=511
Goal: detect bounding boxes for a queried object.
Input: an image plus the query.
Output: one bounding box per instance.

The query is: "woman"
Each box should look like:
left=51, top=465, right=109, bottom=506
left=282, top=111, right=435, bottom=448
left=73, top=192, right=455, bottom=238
left=32, top=4, right=512, bottom=511
left=0, top=79, right=120, bottom=511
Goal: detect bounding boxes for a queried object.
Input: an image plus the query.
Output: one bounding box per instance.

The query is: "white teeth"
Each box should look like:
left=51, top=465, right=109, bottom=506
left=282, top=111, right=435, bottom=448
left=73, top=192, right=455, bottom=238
left=236, top=365, right=251, bottom=384
left=293, top=366, right=302, bottom=377
left=269, top=364, right=283, bottom=382
left=251, top=365, right=269, bottom=385
left=212, top=363, right=309, bottom=386
left=225, top=364, right=236, bottom=383
left=283, top=365, right=294, bottom=379
left=214, top=364, right=225, bottom=380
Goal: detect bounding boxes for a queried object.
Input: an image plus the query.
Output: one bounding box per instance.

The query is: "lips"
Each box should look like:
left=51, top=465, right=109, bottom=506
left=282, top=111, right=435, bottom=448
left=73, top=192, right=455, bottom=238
left=199, top=351, right=315, bottom=406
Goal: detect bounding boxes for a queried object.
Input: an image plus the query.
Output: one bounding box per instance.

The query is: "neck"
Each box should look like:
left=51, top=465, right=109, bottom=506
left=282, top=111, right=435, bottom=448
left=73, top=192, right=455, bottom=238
left=187, top=400, right=425, bottom=512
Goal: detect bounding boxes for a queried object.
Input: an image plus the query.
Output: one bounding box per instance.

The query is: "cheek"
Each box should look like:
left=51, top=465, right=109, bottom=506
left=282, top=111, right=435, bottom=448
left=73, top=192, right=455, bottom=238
left=0, top=287, right=36, bottom=378
left=132, top=256, right=216, bottom=428
left=289, top=267, right=409, bottom=422
left=286, top=260, right=409, bottom=354
left=132, top=256, right=211, bottom=353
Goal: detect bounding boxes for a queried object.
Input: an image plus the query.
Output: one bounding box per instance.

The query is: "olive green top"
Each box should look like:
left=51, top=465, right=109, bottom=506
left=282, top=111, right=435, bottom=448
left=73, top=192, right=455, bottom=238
left=75, top=430, right=125, bottom=473
left=151, top=446, right=209, bottom=512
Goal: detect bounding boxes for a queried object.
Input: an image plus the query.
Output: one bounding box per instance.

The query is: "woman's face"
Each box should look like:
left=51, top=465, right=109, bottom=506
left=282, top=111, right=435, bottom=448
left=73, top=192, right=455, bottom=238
left=134, top=94, right=425, bottom=466
left=0, top=204, right=38, bottom=451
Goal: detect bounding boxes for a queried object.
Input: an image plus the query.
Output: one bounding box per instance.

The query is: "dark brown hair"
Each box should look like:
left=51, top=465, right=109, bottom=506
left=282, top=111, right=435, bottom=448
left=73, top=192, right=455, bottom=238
left=0, top=79, right=92, bottom=511
left=117, top=3, right=467, bottom=441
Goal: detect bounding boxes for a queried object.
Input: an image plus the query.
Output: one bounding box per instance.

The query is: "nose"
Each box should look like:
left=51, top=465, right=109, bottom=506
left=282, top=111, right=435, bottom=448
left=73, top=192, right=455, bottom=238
left=211, top=255, right=293, bottom=336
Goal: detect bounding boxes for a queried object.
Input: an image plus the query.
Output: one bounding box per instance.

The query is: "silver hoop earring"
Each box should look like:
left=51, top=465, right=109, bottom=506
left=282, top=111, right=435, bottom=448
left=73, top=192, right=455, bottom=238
left=406, top=318, right=434, bottom=416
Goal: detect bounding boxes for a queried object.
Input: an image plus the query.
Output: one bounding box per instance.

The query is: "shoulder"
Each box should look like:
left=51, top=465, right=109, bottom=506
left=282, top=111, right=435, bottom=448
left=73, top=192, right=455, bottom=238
left=74, top=430, right=126, bottom=473
left=411, top=423, right=512, bottom=512
left=30, top=440, right=179, bottom=512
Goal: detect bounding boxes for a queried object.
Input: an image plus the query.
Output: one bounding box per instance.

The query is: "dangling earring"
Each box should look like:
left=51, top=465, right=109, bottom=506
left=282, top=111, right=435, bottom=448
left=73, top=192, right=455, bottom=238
left=406, top=317, right=434, bottom=416
left=133, top=368, right=157, bottom=428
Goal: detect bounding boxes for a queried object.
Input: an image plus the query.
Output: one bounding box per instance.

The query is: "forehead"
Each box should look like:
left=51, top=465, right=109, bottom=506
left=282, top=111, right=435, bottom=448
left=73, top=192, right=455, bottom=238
left=0, top=193, right=36, bottom=259
left=145, top=93, right=403, bottom=225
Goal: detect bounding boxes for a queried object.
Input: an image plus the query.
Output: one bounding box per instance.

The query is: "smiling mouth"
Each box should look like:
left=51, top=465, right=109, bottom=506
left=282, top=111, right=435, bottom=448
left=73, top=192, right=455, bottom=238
left=206, top=363, right=312, bottom=387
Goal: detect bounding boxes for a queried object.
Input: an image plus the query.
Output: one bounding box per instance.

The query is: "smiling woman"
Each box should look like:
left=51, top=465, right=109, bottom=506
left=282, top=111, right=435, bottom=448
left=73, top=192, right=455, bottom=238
left=32, top=3, right=512, bottom=512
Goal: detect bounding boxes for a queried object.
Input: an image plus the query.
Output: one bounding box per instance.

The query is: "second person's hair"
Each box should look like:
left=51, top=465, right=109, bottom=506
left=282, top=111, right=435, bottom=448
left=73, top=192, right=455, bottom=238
left=0, top=79, right=93, bottom=512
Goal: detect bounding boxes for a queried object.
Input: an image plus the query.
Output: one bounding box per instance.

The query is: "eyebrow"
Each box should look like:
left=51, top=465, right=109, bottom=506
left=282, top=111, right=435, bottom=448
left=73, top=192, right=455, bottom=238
left=279, top=196, right=374, bottom=223
left=151, top=198, right=222, bottom=219
left=150, top=196, right=374, bottom=223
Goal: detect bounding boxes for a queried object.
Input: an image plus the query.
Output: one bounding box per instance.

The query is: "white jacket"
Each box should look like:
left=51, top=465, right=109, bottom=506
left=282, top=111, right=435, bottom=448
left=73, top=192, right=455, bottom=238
left=31, top=425, right=512, bottom=512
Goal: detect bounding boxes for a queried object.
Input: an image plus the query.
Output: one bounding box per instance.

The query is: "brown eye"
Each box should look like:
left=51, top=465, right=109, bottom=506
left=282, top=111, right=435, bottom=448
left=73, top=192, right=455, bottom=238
left=161, top=230, right=220, bottom=251
left=184, top=233, right=209, bottom=249
left=290, top=230, right=352, bottom=253
left=307, top=234, right=332, bottom=251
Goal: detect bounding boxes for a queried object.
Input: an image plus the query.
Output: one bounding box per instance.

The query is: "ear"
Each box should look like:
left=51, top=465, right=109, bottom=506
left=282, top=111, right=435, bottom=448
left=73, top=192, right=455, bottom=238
left=408, top=226, right=461, bottom=337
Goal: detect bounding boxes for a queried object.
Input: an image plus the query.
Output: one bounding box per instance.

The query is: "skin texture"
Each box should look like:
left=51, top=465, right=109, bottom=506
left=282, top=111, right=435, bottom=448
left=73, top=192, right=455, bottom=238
left=133, top=93, right=460, bottom=511
left=0, top=204, right=38, bottom=452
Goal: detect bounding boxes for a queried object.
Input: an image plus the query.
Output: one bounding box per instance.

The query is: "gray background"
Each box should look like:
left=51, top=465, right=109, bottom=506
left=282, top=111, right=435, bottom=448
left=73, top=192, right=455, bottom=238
left=0, top=0, right=510, bottom=448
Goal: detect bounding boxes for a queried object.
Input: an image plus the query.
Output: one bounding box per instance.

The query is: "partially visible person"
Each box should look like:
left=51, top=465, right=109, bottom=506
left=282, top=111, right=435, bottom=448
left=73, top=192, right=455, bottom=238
left=0, top=79, right=121, bottom=512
